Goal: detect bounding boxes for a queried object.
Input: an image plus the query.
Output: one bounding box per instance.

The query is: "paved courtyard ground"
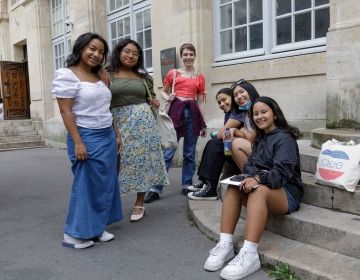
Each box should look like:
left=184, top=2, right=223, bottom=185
left=0, top=148, right=270, bottom=280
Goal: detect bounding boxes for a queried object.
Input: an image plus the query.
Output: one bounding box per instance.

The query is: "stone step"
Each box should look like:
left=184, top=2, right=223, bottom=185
left=0, top=125, right=35, bottom=132
left=189, top=200, right=360, bottom=280
left=302, top=172, right=360, bottom=215
left=312, top=128, right=360, bottom=149
left=264, top=203, right=360, bottom=259
left=0, top=120, right=33, bottom=127
left=298, top=139, right=320, bottom=174
left=219, top=178, right=360, bottom=258
left=0, top=130, right=38, bottom=137
left=0, top=140, right=45, bottom=151
left=0, top=135, right=42, bottom=143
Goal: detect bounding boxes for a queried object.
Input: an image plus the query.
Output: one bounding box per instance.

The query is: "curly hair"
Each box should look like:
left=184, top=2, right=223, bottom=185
left=65, top=32, right=109, bottom=74
left=107, top=38, right=147, bottom=77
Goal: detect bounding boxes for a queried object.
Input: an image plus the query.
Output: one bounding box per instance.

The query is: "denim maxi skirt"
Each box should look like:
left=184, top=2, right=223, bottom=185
left=64, top=126, right=123, bottom=239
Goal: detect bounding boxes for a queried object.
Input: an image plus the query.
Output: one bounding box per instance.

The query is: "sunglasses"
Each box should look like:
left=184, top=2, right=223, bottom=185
left=231, top=79, right=247, bottom=89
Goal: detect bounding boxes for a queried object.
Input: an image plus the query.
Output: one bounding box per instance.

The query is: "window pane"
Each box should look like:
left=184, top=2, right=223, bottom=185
left=116, top=0, right=121, bottom=9
left=145, top=49, right=152, bottom=68
left=234, top=0, right=246, bottom=26
left=111, top=40, right=117, bottom=49
left=249, top=0, right=262, bottom=22
left=67, top=39, right=71, bottom=54
left=136, top=13, right=143, bottom=31
left=124, top=17, right=130, bottom=35
left=111, top=22, right=117, bottom=38
left=117, top=21, right=124, bottom=37
left=276, top=0, right=291, bottom=16
left=144, top=9, right=151, bottom=29
left=315, top=0, right=329, bottom=6
left=123, top=0, right=129, bottom=5
left=110, top=0, right=115, bottom=11
left=250, top=23, right=263, bottom=49
left=315, top=8, right=329, bottom=38
left=220, top=0, right=230, bottom=3
left=276, top=17, right=291, bottom=45
left=235, top=27, right=247, bottom=52
left=295, top=12, right=311, bottom=42
left=220, top=4, right=232, bottom=29
left=137, top=32, right=144, bottom=48
left=295, top=0, right=311, bottom=11
left=144, top=29, right=152, bottom=48
left=220, top=30, right=232, bottom=54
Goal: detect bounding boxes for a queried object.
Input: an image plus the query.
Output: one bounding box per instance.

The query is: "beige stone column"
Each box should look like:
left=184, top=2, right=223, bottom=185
left=151, top=0, right=213, bottom=92
left=326, top=0, right=360, bottom=129
left=69, top=0, right=107, bottom=40
left=0, top=0, right=10, bottom=60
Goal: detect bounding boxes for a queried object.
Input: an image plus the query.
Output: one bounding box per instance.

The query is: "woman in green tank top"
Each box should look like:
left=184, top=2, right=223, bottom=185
left=107, top=39, right=169, bottom=222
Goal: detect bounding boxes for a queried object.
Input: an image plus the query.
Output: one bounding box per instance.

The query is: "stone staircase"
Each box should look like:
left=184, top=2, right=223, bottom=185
left=0, top=120, right=45, bottom=151
left=189, top=139, right=360, bottom=280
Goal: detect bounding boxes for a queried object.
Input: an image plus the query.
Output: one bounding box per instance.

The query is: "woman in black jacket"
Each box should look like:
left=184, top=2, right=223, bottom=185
left=203, top=96, right=304, bottom=280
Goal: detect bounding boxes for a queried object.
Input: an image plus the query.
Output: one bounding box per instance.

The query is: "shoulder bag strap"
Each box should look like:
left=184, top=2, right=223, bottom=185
left=171, top=69, right=176, bottom=95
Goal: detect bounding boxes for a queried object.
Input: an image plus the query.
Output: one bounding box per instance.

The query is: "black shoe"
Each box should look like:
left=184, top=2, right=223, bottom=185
left=187, top=181, right=218, bottom=201
left=181, top=188, right=191, bottom=196
left=187, top=181, right=204, bottom=192
left=144, top=192, right=160, bottom=203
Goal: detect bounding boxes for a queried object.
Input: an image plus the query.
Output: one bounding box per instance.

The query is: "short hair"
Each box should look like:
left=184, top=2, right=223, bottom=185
left=107, top=38, right=147, bottom=77
left=65, top=32, right=109, bottom=74
left=180, top=43, right=196, bottom=57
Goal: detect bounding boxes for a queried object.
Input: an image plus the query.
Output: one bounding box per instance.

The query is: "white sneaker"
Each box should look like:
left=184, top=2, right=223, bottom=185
left=99, top=230, right=114, bottom=242
left=62, top=233, right=94, bottom=249
left=204, top=242, right=234, bottom=271
left=220, top=248, right=261, bottom=280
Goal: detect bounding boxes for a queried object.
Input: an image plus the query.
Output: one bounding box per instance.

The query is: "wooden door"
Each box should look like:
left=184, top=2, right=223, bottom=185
left=0, top=61, right=30, bottom=120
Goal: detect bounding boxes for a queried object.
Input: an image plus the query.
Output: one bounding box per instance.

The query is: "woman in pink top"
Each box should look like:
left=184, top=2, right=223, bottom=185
left=144, top=43, right=207, bottom=203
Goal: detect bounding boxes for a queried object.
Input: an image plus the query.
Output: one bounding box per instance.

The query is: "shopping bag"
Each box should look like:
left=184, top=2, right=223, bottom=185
left=315, top=139, right=360, bottom=192
left=157, top=109, right=178, bottom=149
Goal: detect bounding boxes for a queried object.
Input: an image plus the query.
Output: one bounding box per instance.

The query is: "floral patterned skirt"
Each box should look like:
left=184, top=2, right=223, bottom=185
left=112, top=103, right=169, bottom=193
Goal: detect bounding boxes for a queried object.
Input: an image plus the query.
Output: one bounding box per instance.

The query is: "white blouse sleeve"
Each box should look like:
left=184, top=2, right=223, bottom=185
left=51, top=68, right=79, bottom=98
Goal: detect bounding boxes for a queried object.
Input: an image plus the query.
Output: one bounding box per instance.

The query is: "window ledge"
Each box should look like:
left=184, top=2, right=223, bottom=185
left=213, top=46, right=326, bottom=67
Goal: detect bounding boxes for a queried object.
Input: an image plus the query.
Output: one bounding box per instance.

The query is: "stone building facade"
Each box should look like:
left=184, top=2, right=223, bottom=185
left=0, top=0, right=358, bottom=149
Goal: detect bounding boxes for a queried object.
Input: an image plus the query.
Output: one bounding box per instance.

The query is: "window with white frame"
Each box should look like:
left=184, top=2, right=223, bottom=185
left=51, top=0, right=71, bottom=70
left=107, top=0, right=153, bottom=70
left=214, top=0, right=330, bottom=62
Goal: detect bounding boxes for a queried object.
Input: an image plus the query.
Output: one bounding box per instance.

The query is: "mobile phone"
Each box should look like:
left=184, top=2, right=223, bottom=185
left=229, top=174, right=249, bottom=182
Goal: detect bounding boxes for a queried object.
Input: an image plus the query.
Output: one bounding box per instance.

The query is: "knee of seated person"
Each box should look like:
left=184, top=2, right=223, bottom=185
left=250, top=185, right=270, bottom=198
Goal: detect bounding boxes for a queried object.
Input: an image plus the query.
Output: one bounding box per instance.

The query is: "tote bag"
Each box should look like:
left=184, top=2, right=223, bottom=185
left=143, top=79, right=178, bottom=150
left=315, top=139, right=360, bottom=192
left=157, top=109, right=178, bottom=149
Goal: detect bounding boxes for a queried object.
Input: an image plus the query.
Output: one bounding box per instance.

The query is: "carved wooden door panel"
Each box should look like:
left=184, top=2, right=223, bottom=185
left=0, top=61, right=30, bottom=120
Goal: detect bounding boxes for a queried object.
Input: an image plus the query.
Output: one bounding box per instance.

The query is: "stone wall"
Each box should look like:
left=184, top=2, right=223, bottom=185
left=326, top=0, right=360, bottom=129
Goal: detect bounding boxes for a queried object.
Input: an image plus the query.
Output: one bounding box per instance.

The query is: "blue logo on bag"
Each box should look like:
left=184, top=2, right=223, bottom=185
left=319, top=149, right=349, bottom=180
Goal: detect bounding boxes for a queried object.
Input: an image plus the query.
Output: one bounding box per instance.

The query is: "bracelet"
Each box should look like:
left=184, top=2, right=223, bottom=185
left=253, top=176, right=261, bottom=184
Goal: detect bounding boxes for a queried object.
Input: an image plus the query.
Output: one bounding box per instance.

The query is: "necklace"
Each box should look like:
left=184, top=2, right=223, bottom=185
left=179, top=68, right=197, bottom=77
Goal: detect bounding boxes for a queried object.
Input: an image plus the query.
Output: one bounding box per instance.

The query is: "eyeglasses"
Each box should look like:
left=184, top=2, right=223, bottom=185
left=122, top=48, right=140, bottom=57
left=231, top=79, right=246, bottom=89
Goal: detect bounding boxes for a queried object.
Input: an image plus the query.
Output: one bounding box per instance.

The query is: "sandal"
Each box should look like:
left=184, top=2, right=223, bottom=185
left=130, top=206, right=145, bottom=222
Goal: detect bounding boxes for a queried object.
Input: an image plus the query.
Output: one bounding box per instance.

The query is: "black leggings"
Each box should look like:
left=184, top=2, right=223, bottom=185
left=197, top=138, right=239, bottom=189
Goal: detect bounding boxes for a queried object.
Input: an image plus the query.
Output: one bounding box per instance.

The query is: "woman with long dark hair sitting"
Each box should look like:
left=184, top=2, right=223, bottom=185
left=204, top=96, right=304, bottom=280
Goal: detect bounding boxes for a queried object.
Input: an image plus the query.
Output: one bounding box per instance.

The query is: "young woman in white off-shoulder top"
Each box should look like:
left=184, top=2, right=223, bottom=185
left=51, top=33, right=123, bottom=249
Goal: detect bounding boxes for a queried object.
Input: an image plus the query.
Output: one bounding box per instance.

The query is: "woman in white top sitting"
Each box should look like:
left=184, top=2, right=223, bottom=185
left=51, top=33, right=123, bottom=249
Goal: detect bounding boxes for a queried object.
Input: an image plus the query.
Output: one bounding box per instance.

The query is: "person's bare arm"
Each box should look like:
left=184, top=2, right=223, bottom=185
left=57, top=98, right=87, bottom=160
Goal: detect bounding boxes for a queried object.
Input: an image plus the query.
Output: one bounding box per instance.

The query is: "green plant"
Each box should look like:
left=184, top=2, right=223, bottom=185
left=267, top=263, right=302, bottom=280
